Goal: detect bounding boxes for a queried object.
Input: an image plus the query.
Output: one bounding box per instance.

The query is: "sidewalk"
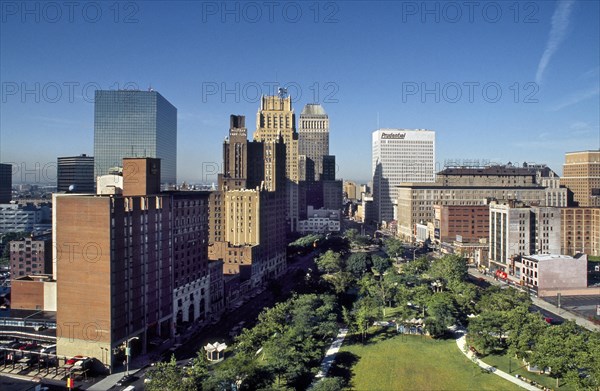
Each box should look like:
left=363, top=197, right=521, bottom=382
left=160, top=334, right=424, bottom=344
left=454, top=329, right=538, bottom=391
left=468, top=270, right=599, bottom=332
left=86, top=319, right=209, bottom=390
left=312, top=328, right=348, bottom=384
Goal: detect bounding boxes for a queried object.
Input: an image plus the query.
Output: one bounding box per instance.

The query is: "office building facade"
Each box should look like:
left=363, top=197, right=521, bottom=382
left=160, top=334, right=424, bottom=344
left=57, top=154, right=95, bottom=192
left=9, top=234, right=52, bottom=278
left=253, top=93, right=299, bottom=230
left=298, top=103, right=329, bottom=181
left=0, top=163, right=11, bottom=203
left=396, top=165, right=568, bottom=241
left=93, top=90, right=177, bottom=185
left=433, top=205, right=489, bottom=244
left=372, top=129, right=435, bottom=223
left=209, top=116, right=287, bottom=288
left=561, top=207, right=600, bottom=257
left=488, top=200, right=561, bottom=273
left=54, top=158, right=211, bottom=370
left=561, top=150, right=600, bottom=207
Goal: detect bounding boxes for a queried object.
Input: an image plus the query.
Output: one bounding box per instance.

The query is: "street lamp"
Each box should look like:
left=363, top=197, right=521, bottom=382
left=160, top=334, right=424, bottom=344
left=125, top=337, right=139, bottom=376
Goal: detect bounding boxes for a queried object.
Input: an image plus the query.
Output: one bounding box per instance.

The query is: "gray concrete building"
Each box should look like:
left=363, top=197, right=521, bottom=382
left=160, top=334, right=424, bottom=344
left=298, top=104, right=329, bottom=182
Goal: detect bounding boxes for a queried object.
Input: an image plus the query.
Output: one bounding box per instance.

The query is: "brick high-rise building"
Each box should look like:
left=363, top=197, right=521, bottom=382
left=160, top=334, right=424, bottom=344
left=433, top=205, right=489, bottom=244
left=54, top=157, right=211, bottom=370
left=561, top=207, right=600, bottom=257
left=561, top=150, right=600, bottom=207
left=9, top=234, right=52, bottom=278
left=253, top=92, right=299, bottom=230
left=209, top=116, right=287, bottom=288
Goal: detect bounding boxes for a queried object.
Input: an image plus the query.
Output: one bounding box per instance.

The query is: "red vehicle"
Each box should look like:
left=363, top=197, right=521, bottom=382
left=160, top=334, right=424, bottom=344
left=65, top=355, right=85, bottom=365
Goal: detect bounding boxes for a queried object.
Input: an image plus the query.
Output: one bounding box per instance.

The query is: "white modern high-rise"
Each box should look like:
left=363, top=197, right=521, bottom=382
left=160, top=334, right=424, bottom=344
left=372, top=128, right=435, bottom=223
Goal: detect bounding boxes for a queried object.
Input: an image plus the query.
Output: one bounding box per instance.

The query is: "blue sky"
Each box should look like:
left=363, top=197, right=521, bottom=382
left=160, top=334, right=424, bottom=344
left=1, top=0, right=599, bottom=184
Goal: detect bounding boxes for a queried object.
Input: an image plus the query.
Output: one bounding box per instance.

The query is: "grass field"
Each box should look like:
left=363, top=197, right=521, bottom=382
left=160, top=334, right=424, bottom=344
left=483, top=353, right=574, bottom=390
left=333, top=330, right=520, bottom=391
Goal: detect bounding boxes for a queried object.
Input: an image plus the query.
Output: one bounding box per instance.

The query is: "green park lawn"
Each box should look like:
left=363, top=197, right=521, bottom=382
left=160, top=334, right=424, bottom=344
left=483, top=353, right=575, bottom=390
left=334, top=330, right=520, bottom=391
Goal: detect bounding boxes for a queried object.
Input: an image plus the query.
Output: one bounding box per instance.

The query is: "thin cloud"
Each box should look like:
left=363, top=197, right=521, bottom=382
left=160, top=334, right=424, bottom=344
left=535, top=0, right=575, bottom=85
left=551, top=86, right=600, bottom=111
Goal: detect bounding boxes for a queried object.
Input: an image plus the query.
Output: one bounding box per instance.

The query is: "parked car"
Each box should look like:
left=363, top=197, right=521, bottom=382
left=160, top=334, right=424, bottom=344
left=65, top=355, right=86, bottom=365
left=116, top=374, right=136, bottom=386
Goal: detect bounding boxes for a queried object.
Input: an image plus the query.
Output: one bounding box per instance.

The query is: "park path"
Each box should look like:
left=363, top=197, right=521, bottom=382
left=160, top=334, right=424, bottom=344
left=454, top=329, right=539, bottom=391
left=312, top=328, right=348, bottom=385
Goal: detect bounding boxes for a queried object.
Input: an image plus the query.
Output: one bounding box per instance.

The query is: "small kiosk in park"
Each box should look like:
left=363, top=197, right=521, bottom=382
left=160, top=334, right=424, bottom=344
left=204, top=342, right=227, bottom=362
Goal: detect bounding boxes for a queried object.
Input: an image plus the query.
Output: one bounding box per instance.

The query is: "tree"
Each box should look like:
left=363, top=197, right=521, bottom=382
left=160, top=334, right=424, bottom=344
left=361, top=271, right=401, bottom=317
left=383, top=237, right=403, bottom=261
left=477, top=286, right=530, bottom=313
left=265, top=334, right=308, bottom=389
left=312, top=377, right=346, bottom=391
left=354, top=296, right=381, bottom=342
left=393, top=285, right=419, bottom=320
left=467, top=311, right=509, bottom=354
left=429, top=254, right=468, bottom=286
left=316, top=250, right=343, bottom=274
left=346, top=252, right=371, bottom=278
left=344, top=228, right=358, bottom=242
left=323, top=271, right=354, bottom=294
left=531, top=320, right=588, bottom=388
left=203, top=351, right=268, bottom=391
left=402, top=256, right=430, bottom=278
left=449, top=282, right=478, bottom=318
left=146, top=355, right=196, bottom=391
left=371, top=255, right=392, bottom=276
left=505, top=307, right=547, bottom=360
left=581, top=332, right=600, bottom=390
left=425, top=292, right=457, bottom=337
left=288, top=233, right=324, bottom=254
left=185, top=350, right=209, bottom=388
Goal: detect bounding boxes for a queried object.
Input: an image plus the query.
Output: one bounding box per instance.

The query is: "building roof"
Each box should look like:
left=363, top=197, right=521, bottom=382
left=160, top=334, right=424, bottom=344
left=522, top=254, right=584, bottom=262
left=438, top=165, right=537, bottom=176
left=301, top=103, right=327, bottom=116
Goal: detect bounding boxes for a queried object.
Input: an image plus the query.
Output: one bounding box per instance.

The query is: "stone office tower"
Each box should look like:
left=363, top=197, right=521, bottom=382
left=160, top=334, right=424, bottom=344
left=209, top=115, right=287, bottom=287
left=253, top=92, right=299, bottom=231
left=298, top=103, right=329, bottom=181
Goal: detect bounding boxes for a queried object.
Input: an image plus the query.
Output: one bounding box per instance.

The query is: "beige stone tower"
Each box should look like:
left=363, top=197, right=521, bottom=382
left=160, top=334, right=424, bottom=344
left=561, top=150, right=600, bottom=207
left=253, top=92, right=299, bottom=230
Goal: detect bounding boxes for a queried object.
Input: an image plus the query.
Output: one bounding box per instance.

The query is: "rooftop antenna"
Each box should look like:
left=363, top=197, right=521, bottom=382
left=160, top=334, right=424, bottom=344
left=377, top=112, right=380, bottom=130
left=148, top=84, right=154, bottom=92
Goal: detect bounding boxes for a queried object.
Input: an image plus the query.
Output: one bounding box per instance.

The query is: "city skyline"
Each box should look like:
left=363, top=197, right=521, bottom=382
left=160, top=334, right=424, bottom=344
left=1, top=1, right=599, bottom=184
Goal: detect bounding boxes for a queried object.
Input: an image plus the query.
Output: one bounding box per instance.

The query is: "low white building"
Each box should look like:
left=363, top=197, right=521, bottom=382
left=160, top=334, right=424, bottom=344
left=297, top=206, right=341, bottom=234
left=518, top=253, right=587, bottom=292
left=0, top=203, right=45, bottom=233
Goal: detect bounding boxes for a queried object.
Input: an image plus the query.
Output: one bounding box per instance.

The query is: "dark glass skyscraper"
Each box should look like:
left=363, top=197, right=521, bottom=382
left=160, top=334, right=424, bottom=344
left=93, top=90, right=177, bottom=184
left=0, top=163, right=12, bottom=203
left=57, top=154, right=95, bottom=192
